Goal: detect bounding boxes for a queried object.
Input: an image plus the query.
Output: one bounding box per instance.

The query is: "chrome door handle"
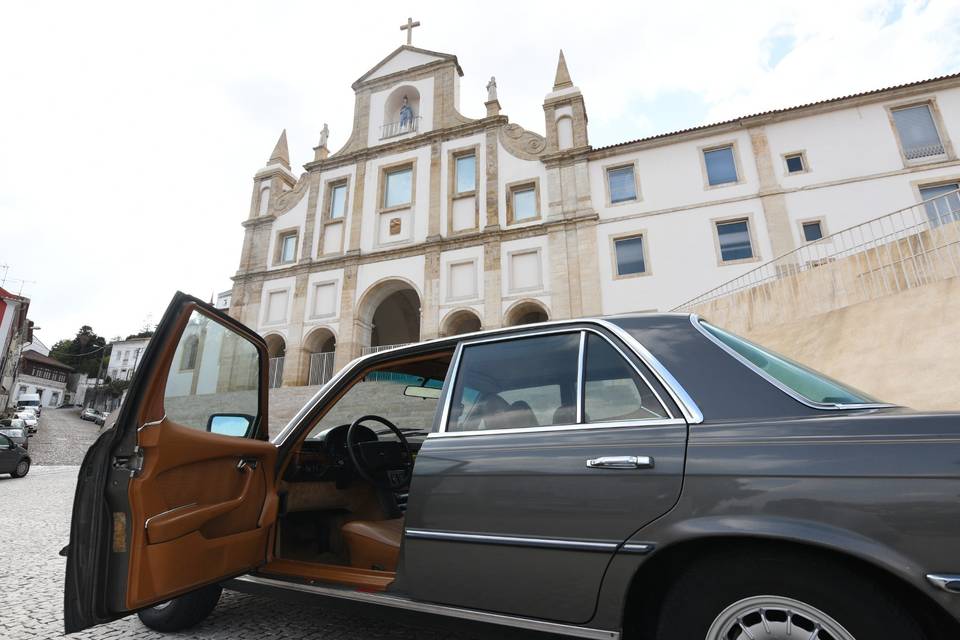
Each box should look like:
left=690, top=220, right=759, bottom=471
left=586, top=455, right=654, bottom=470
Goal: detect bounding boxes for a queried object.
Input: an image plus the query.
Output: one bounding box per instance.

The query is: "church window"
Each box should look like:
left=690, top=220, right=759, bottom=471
left=613, top=234, right=648, bottom=276
left=278, top=232, right=298, bottom=264
left=703, top=144, right=739, bottom=186
left=384, top=166, right=413, bottom=208
left=328, top=182, right=347, bottom=220
left=606, top=165, right=638, bottom=204
left=784, top=152, right=807, bottom=174
left=715, top=218, right=755, bottom=263
left=455, top=153, right=476, bottom=194
left=508, top=181, right=539, bottom=224
left=891, top=103, right=945, bottom=161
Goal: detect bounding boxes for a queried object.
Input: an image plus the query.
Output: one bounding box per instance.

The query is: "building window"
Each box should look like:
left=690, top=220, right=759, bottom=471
left=919, top=183, right=960, bottom=227
left=892, top=104, right=945, bottom=161
left=606, top=165, right=638, bottom=204
left=801, top=220, right=824, bottom=242
left=507, top=181, right=539, bottom=224
left=384, top=166, right=413, bottom=208
left=703, top=145, right=739, bottom=186
left=455, top=153, right=476, bottom=194
left=613, top=234, right=648, bottom=276
left=278, top=232, right=297, bottom=264
left=715, top=218, right=755, bottom=263
left=784, top=152, right=807, bottom=174
left=328, top=182, right=347, bottom=220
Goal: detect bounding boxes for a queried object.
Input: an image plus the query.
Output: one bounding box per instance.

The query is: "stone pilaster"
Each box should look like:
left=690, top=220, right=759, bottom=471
left=300, top=175, right=321, bottom=263
left=749, top=127, right=795, bottom=260
left=421, top=247, right=441, bottom=340
left=428, top=141, right=442, bottom=239
left=548, top=227, right=572, bottom=320
left=282, top=273, right=310, bottom=386
left=334, top=260, right=361, bottom=369
left=482, top=239, right=501, bottom=329
left=347, top=159, right=367, bottom=252
left=484, top=127, right=499, bottom=229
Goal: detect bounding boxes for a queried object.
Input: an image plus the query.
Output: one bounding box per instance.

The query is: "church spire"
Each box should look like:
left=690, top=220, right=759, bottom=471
left=268, top=129, right=290, bottom=169
left=553, top=50, right=573, bottom=91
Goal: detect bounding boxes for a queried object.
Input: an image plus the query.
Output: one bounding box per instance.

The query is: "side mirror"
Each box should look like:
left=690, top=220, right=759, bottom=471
left=206, top=414, right=254, bottom=438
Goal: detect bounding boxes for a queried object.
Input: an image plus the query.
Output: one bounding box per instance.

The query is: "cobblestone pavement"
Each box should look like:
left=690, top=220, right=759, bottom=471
left=0, top=410, right=558, bottom=640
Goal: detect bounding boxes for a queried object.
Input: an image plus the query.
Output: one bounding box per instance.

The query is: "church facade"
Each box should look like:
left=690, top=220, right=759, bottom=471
left=228, top=42, right=960, bottom=387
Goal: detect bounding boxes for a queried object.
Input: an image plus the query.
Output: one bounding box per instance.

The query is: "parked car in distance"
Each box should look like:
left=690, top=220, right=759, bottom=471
left=94, top=411, right=108, bottom=427
left=16, top=393, right=41, bottom=416
left=0, top=432, right=30, bottom=478
left=65, top=293, right=960, bottom=640
left=15, top=411, right=38, bottom=433
left=0, top=419, right=29, bottom=449
left=80, top=408, right=99, bottom=422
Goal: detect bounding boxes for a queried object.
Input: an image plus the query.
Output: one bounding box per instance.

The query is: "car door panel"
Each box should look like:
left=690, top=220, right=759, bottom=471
left=65, top=292, right=273, bottom=633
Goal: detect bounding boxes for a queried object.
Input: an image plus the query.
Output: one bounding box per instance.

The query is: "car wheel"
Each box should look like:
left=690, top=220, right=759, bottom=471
left=137, top=585, right=222, bottom=632
left=655, top=550, right=925, bottom=640
left=11, top=459, right=30, bottom=478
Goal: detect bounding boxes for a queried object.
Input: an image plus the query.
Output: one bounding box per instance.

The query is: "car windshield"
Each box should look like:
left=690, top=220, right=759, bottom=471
left=698, top=320, right=879, bottom=406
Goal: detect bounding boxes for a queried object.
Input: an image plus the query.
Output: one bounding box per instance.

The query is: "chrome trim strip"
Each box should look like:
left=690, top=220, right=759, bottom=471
left=621, top=543, right=655, bottom=554
left=435, top=341, right=465, bottom=437
left=598, top=319, right=705, bottom=424
left=926, top=574, right=960, bottom=593
left=689, top=314, right=895, bottom=412
left=143, top=502, right=197, bottom=530
left=231, top=575, right=620, bottom=640
left=405, top=528, right=620, bottom=552
left=576, top=331, right=586, bottom=424
left=426, top=418, right=686, bottom=439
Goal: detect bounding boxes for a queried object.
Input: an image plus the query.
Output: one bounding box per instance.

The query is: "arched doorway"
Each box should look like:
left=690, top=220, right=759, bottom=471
left=303, top=327, right=337, bottom=386
left=504, top=300, right=549, bottom=327
left=441, top=309, right=482, bottom=337
left=357, top=279, right=421, bottom=355
left=265, top=334, right=286, bottom=388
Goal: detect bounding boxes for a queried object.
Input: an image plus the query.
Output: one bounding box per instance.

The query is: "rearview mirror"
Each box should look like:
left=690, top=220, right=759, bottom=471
left=206, top=414, right=254, bottom=438
left=403, top=386, right=442, bottom=399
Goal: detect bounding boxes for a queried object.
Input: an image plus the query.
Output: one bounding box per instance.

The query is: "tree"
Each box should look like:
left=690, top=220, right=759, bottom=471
left=50, top=326, right=110, bottom=378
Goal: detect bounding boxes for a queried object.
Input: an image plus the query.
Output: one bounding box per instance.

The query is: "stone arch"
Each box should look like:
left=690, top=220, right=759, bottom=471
left=356, top=277, right=422, bottom=354
left=504, top=299, right=550, bottom=327
left=263, top=333, right=287, bottom=388
left=383, top=85, right=421, bottom=135
left=301, top=326, right=337, bottom=386
left=440, top=308, right=482, bottom=337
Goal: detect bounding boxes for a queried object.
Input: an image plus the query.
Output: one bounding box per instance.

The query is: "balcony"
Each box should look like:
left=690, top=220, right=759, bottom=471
left=381, top=116, right=421, bottom=140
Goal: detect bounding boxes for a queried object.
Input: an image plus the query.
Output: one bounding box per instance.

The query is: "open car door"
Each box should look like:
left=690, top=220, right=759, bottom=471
left=64, top=292, right=278, bottom=633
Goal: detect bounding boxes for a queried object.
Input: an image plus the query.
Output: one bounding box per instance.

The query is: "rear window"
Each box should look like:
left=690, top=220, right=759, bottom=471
left=699, top=320, right=879, bottom=406
left=18, top=400, right=39, bottom=407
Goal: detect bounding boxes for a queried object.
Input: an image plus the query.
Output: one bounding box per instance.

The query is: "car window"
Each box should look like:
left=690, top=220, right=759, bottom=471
left=0, top=434, right=12, bottom=448
left=447, top=333, right=580, bottom=432
left=699, top=320, right=879, bottom=405
left=583, top=334, right=668, bottom=422
left=162, top=310, right=261, bottom=437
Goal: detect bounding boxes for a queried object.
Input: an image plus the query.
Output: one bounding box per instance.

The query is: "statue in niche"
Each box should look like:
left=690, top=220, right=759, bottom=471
left=399, top=95, right=414, bottom=128
left=486, top=76, right=497, bottom=102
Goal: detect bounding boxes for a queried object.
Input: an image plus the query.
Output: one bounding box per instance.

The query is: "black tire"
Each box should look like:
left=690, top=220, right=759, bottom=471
left=655, top=549, right=924, bottom=640
left=137, top=585, right=222, bottom=632
left=11, top=458, right=29, bottom=478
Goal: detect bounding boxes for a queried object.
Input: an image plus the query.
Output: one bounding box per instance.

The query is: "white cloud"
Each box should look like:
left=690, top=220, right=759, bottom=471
left=1, top=0, right=957, bottom=342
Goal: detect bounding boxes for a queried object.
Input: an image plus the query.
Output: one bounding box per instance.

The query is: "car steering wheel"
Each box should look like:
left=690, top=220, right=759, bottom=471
left=346, top=415, right=413, bottom=489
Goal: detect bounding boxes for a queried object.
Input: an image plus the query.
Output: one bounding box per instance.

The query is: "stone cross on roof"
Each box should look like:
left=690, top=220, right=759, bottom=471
left=400, top=17, right=420, bottom=45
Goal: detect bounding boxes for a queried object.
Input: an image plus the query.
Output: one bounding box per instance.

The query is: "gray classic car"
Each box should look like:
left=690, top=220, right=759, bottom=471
left=65, top=293, right=960, bottom=640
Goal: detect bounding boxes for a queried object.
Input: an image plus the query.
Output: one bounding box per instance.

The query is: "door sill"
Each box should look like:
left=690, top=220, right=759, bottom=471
left=258, top=558, right=394, bottom=592
left=230, top=574, right=620, bottom=639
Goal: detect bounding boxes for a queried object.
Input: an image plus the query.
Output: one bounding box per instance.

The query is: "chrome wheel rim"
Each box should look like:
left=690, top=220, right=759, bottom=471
left=706, top=595, right=856, bottom=640
left=15, top=460, right=28, bottom=476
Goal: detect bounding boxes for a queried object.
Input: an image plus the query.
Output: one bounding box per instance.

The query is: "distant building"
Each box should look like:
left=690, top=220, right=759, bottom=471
left=0, top=287, right=30, bottom=408
left=15, top=349, right=72, bottom=407
left=23, top=336, right=49, bottom=357
left=106, top=337, right=150, bottom=381
left=215, top=289, right=232, bottom=310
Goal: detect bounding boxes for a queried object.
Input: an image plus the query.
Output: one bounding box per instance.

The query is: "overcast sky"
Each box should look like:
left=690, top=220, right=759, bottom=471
left=2, top=0, right=958, bottom=344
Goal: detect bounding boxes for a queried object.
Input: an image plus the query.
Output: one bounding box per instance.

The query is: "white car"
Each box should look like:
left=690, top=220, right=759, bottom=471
left=15, top=411, right=38, bottom=433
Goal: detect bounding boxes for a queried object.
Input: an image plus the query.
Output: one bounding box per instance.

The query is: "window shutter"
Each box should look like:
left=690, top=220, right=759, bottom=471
left=893, top=106, right=944, bottom=159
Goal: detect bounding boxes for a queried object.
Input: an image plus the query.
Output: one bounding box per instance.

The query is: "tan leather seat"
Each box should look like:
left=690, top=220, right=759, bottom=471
left=341, top=518, right=404, bottom=571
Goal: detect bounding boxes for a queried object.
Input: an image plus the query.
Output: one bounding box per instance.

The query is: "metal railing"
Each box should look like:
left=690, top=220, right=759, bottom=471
left=360, top=342, right=413, bottom=356
left=381, top=116, right=421, bottom=140
left=308, top=351, right=336, bottom=386
left=268, top=356, right=285, bottom=389
left=673, top=189, right=960, bottom=329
